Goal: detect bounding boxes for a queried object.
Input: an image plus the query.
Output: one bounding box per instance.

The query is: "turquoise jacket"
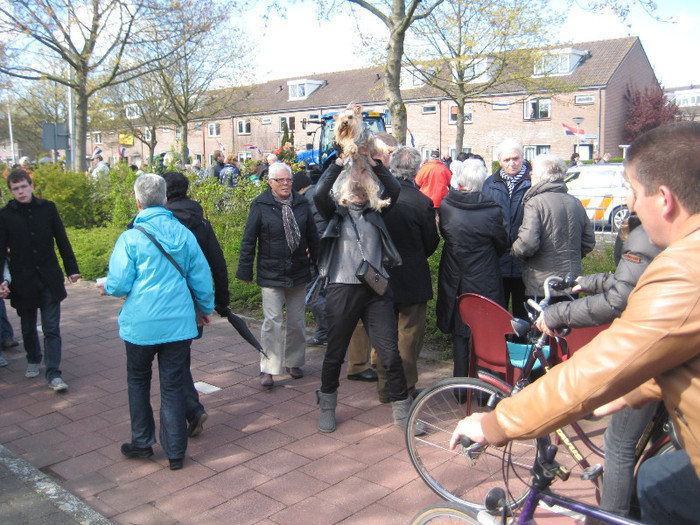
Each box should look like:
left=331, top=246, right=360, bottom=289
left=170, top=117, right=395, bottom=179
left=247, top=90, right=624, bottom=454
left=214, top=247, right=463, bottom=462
left=105, top=206, right=214, bottom=345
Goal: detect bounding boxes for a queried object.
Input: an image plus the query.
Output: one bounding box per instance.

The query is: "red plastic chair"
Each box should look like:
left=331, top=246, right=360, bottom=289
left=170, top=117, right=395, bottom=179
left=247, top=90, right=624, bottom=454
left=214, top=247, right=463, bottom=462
left=457, top=293, right=520, bottom=386
left=552, top=323, right=611, bottom=364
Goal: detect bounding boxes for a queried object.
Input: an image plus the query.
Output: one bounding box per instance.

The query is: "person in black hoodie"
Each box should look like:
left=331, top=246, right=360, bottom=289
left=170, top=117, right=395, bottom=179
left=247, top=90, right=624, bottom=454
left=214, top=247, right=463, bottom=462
left=161, top=171, right=230, bottom=437
left=437, top=159, right=508, bottom=379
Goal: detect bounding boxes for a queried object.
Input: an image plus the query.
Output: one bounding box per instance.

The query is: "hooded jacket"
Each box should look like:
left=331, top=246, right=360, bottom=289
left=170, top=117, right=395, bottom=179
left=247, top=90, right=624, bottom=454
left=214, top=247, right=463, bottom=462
left=105, top=206, right=214, bottom=345
left=481, top=213, right=700, bottom=479
left=511, top=180, right=595, bottom=298
left=436, top=189, right=508, bottom=333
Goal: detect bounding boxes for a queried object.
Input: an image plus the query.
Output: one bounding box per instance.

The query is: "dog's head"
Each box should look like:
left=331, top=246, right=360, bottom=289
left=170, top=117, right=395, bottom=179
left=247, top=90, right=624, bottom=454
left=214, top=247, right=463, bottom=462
left=334, top=103, right=363, bottom=143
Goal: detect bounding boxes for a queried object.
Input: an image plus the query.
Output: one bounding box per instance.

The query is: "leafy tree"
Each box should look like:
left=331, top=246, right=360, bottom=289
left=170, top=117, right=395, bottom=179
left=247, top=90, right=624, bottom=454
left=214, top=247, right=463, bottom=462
left=624, top=85, right=678, bottom=143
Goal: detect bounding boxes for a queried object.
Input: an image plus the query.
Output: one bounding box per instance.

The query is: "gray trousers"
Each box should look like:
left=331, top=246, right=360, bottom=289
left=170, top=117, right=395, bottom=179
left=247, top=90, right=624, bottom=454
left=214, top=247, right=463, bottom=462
left=260, top=285, right=307, bottom=375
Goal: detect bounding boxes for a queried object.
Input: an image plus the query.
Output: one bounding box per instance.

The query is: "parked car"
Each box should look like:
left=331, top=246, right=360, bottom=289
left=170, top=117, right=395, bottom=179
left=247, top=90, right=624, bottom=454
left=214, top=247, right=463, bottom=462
left=565, top=163, right=628, bottom=231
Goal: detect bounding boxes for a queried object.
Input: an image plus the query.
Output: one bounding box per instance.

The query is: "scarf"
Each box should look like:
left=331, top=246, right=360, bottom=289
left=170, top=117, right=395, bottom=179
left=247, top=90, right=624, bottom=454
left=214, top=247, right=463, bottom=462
left=500, top=164, right=528, bottom=197
left=273, top=193, right=301, bottom=253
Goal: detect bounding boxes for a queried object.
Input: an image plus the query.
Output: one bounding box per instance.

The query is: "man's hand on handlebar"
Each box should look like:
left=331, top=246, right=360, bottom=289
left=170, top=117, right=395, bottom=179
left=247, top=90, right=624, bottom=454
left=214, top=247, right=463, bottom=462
left=535, top=314, right=556, bottom=337
left=449, top=413, right=489, bottom=450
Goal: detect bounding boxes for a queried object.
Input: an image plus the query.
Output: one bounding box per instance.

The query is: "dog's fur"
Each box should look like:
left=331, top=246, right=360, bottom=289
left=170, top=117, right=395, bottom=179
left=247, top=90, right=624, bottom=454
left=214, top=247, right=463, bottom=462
left=332, top=103, right=395, bottom=211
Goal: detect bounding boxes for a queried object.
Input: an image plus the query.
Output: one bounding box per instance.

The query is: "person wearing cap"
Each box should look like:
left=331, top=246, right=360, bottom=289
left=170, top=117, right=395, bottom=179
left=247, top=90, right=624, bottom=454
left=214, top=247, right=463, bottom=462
left=91, top=154, right=110, bottom=178
left=414, top=150, right=452, bottom=208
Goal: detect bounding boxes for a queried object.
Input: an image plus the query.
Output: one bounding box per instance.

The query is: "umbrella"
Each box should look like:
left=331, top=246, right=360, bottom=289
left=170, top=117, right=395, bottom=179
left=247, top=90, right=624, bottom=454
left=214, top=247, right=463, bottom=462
left=221, top=307, right=267, bottom=359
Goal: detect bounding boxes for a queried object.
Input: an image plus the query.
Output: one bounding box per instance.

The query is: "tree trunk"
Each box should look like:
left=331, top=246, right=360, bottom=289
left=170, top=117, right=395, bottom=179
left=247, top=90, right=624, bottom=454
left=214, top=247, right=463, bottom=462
left=73, top=88, right=89, bottom=173
left=180, top=124, right=189, bottom=166
left=385, top=27, right=407, bottom=146
left=454, top=101, right=465, bottom=154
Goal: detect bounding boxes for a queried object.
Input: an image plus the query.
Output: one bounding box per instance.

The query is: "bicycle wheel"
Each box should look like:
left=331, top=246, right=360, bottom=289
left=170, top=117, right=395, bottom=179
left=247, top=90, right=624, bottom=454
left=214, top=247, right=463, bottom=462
left=410, top=501, right=481, bottom=524
left=406, top=377, right=536, bottom=511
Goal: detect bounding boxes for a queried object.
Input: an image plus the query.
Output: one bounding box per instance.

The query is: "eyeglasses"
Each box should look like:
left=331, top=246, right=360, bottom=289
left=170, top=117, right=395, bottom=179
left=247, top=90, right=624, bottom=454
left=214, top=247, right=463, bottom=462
left=270, top=178, right=293, bottom=184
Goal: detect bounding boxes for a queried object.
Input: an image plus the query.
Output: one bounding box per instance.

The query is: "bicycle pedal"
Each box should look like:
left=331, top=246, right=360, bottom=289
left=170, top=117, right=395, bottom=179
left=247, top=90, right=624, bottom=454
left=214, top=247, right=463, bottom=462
left=581, top=463, right=604, bottom=481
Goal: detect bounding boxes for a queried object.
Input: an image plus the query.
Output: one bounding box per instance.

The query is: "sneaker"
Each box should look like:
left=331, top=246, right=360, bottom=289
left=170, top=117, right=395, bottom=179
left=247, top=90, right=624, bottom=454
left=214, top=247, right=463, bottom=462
left=120, top=443, right=154, bottom=458
left=2, top=338, right=18, bottom=349
left=25, top=363, right=40, bottom=378
left=188, top=411, right=208, bottom=437
left=48, top=377, right=68, bottom=391
left=0, top=355, right=7, bottom=367
left=260, top=373, right=273, bottom=389
left=285, top=367, right=303, bottom=379
left=169, top=458, right=184, bottom=470
left=306, top=337, right=327, bottom=346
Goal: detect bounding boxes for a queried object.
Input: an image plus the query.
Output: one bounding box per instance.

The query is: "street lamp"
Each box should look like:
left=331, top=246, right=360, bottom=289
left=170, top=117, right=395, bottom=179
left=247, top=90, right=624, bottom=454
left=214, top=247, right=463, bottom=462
left=572, top=116, right=584, bottom=157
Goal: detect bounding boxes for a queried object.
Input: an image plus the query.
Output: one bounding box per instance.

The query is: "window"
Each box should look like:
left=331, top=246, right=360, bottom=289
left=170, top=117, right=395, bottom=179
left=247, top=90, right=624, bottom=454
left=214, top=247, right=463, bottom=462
left=208, top=123, right=220, bottom=137
left=384, top=110, right=392, bottom=127
left=575, top=94, right=595, bottom=105
left=308, top=113, right=319, bottom=120
left=93, top=132, right=102, bottom=145
left=449, top=105, right=473, bottom=124
left=523, top=145, right=551, bottom=161
left=238, top=151, right=252, bottom=162
left=175, top=128, right=182, bottom=140
left=144, top=128, right=152, bottom=142
left=524, top=98, right=551, bottom=120
left=493, top=100, right=510, bottom=110
left=421, top=147, right=438, bottom=160
left=448, top=147, right=472, bottom=159
left=194, top=123, right=202, bottom=131
left=290, top=83, right=305, bottom=99
left=287, top=79, right=325, bottom=101
left=125, top=104, right=140, bottom=119
left=280, top=116, right=296, bottom=132
left=422, top=104, right=437, bottom=114
left=162, top=127, right=171, bottom=133
left=400, top=66, right=425, bottom=90
left=237, top=119, right=251, bottom=135
left=675, top=90, right=700, bottom=107
left=533, top=48, right=586, bottom=76
left=261, top=117, right=272, bottom=125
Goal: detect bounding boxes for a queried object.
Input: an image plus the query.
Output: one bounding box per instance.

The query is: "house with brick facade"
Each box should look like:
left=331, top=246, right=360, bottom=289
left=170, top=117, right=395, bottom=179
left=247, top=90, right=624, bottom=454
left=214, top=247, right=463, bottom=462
left=92, top=36, right=658, bottom=169
left=665, top=85, right=700, bottom=121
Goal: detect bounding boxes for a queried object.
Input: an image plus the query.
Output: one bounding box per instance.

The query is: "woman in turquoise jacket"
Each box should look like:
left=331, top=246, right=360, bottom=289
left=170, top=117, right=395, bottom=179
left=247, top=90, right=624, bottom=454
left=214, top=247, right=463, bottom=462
left=103, top=173, right=214, bottom=470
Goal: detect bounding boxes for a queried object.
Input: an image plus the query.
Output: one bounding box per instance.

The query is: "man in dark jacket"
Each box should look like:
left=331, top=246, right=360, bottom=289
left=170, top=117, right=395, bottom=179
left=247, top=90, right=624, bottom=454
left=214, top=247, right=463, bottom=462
left=236, top=162, right=318, bottom=389
left=207, top=150, right=225, bottom=181
left=0, top=169, right=81, bottom=391
left=482, top=139, right=531, bottom=319
left=162, top=171, right=230, bottom=437
left=377, top=146, right=439, bottom=401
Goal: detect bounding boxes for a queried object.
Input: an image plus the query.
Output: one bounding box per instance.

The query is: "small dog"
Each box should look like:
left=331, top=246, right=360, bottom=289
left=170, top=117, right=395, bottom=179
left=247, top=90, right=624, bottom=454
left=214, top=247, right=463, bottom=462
left=332, top=103, right=395, bottom=210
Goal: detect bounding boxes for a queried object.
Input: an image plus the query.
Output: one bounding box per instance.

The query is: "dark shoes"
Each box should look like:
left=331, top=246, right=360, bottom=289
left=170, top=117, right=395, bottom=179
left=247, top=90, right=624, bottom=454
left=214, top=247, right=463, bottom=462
left=260, top=373, right=274, bottom=389
left=188, top=411, right=208, bottom=437
left=347, top=368, right=378, bottom=382
left=306, top=337, right=327, bottom=346
left=121, top=443, right=154, bottom=459
left=169, top=459, right=183, bottom=471
left=286, top=367, right=303, bottom=379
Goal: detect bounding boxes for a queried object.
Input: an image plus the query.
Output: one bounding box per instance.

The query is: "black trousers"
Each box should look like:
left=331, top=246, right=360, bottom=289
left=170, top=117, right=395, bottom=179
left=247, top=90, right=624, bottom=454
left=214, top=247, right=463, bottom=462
left=321, top=283, right=408, bottom=401
left=503, top=277, right=527, bottom=320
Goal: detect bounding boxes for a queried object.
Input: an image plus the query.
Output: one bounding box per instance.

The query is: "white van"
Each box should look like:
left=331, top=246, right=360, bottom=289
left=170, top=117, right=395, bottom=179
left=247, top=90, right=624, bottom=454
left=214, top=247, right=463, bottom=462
left=566, top=163, right=628, bottom=231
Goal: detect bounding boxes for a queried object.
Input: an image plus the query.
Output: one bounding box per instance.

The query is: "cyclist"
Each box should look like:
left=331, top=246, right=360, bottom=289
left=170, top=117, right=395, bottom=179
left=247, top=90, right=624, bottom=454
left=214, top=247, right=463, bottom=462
left=450, top=121, right=700, bottom=524
left=536, top=213, right=661, bottom=519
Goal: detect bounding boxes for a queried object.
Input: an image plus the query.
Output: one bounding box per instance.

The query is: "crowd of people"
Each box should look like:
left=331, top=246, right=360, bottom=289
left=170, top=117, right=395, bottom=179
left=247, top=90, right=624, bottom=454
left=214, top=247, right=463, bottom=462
left=3, top=121, right=700, bottom=523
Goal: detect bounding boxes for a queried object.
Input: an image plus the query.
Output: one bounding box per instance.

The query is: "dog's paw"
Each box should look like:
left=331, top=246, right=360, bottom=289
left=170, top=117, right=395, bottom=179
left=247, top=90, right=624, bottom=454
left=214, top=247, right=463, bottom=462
left=344, top=143, right=358, bottom=157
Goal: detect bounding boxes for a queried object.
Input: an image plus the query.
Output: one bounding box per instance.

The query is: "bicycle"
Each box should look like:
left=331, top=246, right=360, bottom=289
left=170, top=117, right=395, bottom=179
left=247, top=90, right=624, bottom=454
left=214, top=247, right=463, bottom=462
left=406, top=275, right=676, bottom=513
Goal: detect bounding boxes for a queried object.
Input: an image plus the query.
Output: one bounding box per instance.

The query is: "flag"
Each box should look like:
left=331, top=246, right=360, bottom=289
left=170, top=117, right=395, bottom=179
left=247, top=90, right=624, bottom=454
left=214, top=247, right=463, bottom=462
left=119, top=147, right=126, bottom=159
left=562, top=123, right=585, bottom=136
left=407, top=127, right=416, bottom=147
left=92, top=146, right=102, bottom=159
left=216, top=139, right=226, bottom=152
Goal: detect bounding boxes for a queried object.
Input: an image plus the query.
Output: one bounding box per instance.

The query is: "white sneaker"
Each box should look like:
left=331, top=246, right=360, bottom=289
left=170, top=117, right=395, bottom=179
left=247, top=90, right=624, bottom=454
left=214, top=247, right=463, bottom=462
left=48, top=377, right=68, bottom=391
left=0, top=355, right=8, bottom=367
left=25, top=363, right=40, bottom=378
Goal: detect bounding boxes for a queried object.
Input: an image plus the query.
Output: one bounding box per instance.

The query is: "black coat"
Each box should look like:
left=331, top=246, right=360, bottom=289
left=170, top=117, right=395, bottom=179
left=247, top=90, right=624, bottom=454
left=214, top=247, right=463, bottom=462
left=236, top=187, right=318, bottom=287
left=383, top=179, right=440, bottom=304
left=0, top=197, right=79, bottom=310
left=436, top=189, right=508, bottom=334
left=165, top=197, right=230, bottom=308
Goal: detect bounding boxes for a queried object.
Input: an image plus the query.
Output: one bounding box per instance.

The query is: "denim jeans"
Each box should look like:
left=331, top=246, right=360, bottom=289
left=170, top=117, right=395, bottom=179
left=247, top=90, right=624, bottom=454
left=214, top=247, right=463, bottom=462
left=125, top=339, right=190, bottom=460
left=637, top=449, right=700, bottom=524
left=322, top=284, right=407, bottom=401
left=0, top=299, right=14, bottom=340
left=599, top=402, right=659, bottom=516
left=17, top=280, right=62, bottom=381
left=184, top=350, right=204, bottom=423
left=306, top=278, right=328, bottom=341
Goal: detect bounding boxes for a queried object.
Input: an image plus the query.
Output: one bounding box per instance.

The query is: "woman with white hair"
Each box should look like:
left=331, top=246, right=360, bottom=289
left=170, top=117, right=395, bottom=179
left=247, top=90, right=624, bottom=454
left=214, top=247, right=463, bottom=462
left=511, top=154, right=595, bottom=300
left=437, top=159, right=508, bottom=380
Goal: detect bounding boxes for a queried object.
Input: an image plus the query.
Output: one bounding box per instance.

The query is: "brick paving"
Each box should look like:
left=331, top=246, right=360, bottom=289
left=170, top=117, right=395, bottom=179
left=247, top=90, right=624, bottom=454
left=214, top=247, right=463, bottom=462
left=0, top=282, right=602, bottom=524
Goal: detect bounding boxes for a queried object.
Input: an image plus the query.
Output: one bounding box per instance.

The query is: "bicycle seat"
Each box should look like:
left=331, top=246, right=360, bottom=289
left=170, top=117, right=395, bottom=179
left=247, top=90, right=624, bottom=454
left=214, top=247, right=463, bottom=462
left=457, top=293, right=521, bottom=385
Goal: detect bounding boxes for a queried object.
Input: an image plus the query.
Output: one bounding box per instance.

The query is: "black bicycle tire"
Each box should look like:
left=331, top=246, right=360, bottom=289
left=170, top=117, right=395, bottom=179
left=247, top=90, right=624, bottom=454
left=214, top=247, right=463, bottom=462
left=410, top=501, right=481, bottom=524
left=406, top=377, right=536, bottom=511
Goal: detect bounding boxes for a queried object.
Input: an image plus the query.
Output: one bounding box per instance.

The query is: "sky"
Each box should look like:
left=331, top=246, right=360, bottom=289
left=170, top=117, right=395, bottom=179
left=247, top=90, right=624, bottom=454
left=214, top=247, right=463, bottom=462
left=250, top=0, right=700, bottom=88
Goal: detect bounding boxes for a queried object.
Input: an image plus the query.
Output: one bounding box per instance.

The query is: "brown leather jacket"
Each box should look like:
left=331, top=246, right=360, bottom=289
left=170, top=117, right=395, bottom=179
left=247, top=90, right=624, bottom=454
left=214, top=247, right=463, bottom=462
left=482, top=214, right=700, bottom=477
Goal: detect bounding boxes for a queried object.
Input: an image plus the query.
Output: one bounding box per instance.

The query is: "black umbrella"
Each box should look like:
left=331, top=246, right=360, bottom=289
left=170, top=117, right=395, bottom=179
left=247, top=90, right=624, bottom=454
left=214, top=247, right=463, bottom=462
left=220, top=307, right=268, bottom=358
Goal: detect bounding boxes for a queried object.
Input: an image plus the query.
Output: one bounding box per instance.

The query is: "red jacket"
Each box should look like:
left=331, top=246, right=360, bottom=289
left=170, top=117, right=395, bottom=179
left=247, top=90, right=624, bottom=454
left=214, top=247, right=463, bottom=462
left=415, top=160, right=451, bottom=207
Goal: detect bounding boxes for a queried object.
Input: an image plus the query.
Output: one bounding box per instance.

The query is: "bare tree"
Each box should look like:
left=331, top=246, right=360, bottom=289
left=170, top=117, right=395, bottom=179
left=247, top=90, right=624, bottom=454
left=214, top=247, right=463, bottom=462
left=0, top=0, right=201, bottom=171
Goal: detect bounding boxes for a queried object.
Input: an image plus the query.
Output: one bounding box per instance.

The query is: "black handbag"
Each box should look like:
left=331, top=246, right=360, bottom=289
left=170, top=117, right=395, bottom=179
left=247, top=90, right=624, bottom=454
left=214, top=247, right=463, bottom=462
left=347, top=214, right=389, bottom=296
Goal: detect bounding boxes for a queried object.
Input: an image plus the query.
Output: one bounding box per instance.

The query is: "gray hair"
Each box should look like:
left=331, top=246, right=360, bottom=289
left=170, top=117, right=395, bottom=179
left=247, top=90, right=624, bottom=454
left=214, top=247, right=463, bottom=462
left=531, top=154, right=568, bottom=184
left=268, top=162, right=291, bottom=179
left=134, top=173, right=166, bottom=208
left=497, top=139, right=524, bottom=161
left=453, top=159, right=488, bottom=192
left=389, top=146, right=422, bottom=180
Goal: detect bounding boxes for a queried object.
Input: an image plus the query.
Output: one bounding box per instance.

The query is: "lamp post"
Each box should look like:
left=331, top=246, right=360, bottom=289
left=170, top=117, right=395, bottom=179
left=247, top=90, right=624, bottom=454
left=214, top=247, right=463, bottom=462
left=572, top=116, right=584, bottom=156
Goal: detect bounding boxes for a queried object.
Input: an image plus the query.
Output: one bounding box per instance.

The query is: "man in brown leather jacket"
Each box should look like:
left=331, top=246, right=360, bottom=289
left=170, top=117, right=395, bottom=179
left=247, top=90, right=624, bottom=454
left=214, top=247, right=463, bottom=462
left=451, top=121, right=700, bottom=524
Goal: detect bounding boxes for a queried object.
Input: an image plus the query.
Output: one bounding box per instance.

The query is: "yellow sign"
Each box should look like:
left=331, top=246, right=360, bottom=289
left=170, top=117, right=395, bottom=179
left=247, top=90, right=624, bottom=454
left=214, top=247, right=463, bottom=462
left=119, top=134, right=134, bottom=146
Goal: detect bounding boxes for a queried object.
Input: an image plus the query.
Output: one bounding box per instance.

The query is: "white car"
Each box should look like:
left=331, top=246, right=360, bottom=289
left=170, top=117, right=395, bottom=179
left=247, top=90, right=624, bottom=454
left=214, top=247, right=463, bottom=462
left=565, top=163, right=629, bottom=231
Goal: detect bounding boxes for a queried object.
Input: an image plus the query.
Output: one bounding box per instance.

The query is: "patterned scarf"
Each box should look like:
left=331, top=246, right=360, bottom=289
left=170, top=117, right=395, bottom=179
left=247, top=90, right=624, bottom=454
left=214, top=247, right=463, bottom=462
left=500, top=164, right=529, bottom=197
left=273, top=193, right=301, bottom=252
